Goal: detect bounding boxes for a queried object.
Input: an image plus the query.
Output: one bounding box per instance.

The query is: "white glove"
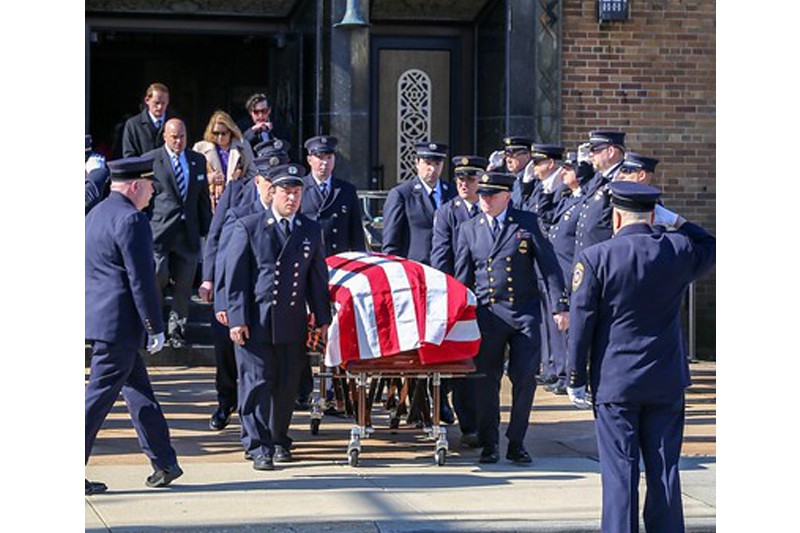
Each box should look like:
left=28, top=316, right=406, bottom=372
left=85, top=154, right=106, bottom=173
left=653, top=204, right=679, bottom=228
left=522, top=160, right=536, bottom=183
left=146, top=332, right=166, bottom=354
left=567, top=386, right=592, bottom=410
left=488, top=150, right=505, bottom=171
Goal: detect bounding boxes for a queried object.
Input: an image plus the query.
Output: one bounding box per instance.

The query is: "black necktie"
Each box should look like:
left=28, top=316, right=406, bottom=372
left=281, top=218, right=292, bottom=238
left=469, top=204, right=479, bottom=218
left=429, top=189, right=438, bottom=210
left=320, top=182, right=328, bottom=199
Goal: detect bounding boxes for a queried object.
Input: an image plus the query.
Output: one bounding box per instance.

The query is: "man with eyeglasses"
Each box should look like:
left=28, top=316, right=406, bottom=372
left=430, top=155, right=488, bottom=444
left=122, top=82, right=172, bottom=157
left=242, top=93, right=289, bottom=152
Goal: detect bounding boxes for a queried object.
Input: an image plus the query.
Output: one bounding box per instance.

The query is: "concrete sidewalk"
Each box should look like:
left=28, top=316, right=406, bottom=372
left=85, top=362, right=716, bottom=532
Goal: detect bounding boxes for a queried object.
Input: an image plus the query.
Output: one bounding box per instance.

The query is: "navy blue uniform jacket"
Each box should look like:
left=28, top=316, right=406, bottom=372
left=382, top=177, right=455, bottom=264
left=455, top=207, right=568, bottom=322
left=85, top=192, right=164, bottom=347
left=300, top=174, right=366, bottom=256
left=145, top=147, right=213, bottom=253
left=430, top=197, right=477, bottom=275
left=225, top=210, right=332, bottom=344
left=567, top=222, right=716, bottom=404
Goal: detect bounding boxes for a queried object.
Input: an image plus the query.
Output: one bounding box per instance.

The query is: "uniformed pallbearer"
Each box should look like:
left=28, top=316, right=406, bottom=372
left=455, top=171, right=569, bottom=464
left=430, top=155, right=488, bottom=443
left=85, top=154, right=183, bottom=494
left=566, top=181, right=716, bottom=533
left=225, top=163, right=332, bottom=471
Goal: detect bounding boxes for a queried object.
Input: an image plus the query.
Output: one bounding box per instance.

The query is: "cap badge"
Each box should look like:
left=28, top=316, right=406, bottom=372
left=429, top=143, right=437, bottom=150
left=461, top=157, right=469, bottom=165
left=289, top=166, right=298, bottom=175
left=274, top=140, right=283, bottom=149
left=481, top=173, right=490, bottom=183
left=321, top=137, right=327, bottom=144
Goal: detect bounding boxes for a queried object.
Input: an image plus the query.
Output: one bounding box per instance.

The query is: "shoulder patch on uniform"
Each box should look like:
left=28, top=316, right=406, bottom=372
left=572, top=262, right=585, bottom=292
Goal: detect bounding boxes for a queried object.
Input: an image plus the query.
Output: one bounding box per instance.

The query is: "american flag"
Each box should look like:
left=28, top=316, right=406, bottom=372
left=324, top=252, right=481, bottom=367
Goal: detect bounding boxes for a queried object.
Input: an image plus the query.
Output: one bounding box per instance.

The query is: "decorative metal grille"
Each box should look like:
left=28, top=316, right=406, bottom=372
left=397, top=69, right=431, bottom=182
left=535, top=0, right=562, bottom=142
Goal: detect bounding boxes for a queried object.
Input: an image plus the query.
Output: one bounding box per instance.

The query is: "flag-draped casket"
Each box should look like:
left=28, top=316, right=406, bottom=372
left=324, top=252, right=481, bottom=367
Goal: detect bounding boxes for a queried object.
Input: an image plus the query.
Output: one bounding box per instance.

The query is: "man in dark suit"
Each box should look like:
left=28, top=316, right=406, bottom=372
left=430, top=155, right=487, bottom=440
left=85, top=154, right=182, bottom=495
left=455, top=171, right=569, bottom=465
left=566, top=181, right=715, bottom=533
left=200, top=149, right=289, bottom=431
left=226, top=164, right=332, bottom=471
left=382, top=142, right=455, bottom=264
left=242, top=93, right=290, bottom=152
left=146, top=118, right=213, bottom=348
left=122, top=82, right=171, bottom=157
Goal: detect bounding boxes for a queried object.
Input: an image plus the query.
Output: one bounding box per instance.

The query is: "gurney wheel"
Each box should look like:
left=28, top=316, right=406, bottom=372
left=348, top=448, right=360, bottom=467
left=435, top=448, right=446, bottom=466
left=310, top=418, right=321, bottom=435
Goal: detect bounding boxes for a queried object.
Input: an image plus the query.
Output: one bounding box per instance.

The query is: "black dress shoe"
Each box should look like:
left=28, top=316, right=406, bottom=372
left=145, top=464, right=184, bottom=487
left=253, top=454, right=275, bottom=471
left=209, top=407, right=232, bottom=431
left=536, top=374, right=558, bottom=386
left=85, top=479, right=107, bottom=495
left=294, top=396, right=311, bottom=411
left=479, top=446, right=500, bottom=464
left=459, top=432, right=480, bottom=449
left=506, top=443, right=533, bottom=464
left=439, top=402, right=456, bottom=425
left=274, top=445, right=293, bottom=463
left=244, top=451, right=254, bottom=461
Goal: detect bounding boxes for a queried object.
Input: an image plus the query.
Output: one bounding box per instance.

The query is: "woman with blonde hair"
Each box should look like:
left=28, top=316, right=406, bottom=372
left=193, top=110, right=255, bottom=212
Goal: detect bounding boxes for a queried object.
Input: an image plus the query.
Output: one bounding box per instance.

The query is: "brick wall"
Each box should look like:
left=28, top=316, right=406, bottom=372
left=561, top=0, right=716, bottom=357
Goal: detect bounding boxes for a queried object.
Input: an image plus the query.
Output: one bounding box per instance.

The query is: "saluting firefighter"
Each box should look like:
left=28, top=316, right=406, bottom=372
left=567, top=181, right=715, bottom=533
left=430, top=155, right=488, bottom=445
left=455, top=171, right=569, bottom=465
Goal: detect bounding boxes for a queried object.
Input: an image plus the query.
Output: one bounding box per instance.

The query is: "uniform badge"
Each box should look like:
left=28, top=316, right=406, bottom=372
left=197, top=173, right=205, bottom=181
left=414, top=183, right=422, bottom=190
left=481, top=173, right=490, bottom=183
left=518, top=240, right=528, bottom=254
left=267, top=217, right=275, bottom=225
left=572, top=262, right=585, bottom=292
left=429, top=143, right=437, bottom=150
left=289, top=166, right=298, bottom=175
left=461, top=157, right=469, bottom=166
left=342, top=205, right=347, bottom=213
left=321, top=137, right=328, bottom=144
left=269, top=156, right=279, bottom=166
left=274, top=140, right=283, bottom=150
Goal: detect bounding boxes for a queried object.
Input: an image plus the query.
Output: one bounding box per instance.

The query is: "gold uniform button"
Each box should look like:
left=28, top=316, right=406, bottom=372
left=489, top=277, right=495, bottom=283
left=506, top=257, right=512, bottom=262
left=508, top=287, right=514, bottom=292
left=332, top=228, right=338, bottom=233
left=506, top=267, right=512, bottom=272
left=272, top=300, right=278, bottom=305
left=508, top=296, right=514, bottom=303
left=487, top=267, right=493, bottom=272
left=489, top=297, right=496, bottom=304
left=507, top=277, right=513, bottom=282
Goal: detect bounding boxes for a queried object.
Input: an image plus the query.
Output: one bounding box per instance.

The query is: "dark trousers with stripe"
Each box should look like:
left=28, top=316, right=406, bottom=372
left=595, top=395, right=686, bottom=533
left=473, top=305, right=540, bottom=449
left=85, top=341, right=177, bottom=469
left=236, top=340, right=305, bottom=456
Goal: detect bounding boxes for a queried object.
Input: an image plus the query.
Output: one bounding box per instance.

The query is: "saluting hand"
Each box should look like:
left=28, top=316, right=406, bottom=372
left=230, top=325, right=249, bottom=345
